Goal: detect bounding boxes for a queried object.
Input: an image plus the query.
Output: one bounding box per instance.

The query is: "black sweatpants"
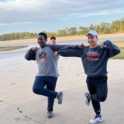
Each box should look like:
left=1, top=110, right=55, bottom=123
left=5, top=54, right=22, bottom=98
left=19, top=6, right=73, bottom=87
left=86, top=76, right=108, bottom=115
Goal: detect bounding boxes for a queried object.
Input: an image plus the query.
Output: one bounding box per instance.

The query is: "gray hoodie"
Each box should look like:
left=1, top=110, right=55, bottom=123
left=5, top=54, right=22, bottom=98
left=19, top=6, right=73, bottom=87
left=25, top=44, right=79, bottom=77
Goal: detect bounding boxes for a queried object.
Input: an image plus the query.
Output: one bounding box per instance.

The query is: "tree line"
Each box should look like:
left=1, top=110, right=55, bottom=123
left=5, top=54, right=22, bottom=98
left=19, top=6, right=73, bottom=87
left=0, top=18, right=124, bottom=41
left=0, top=32, right=37, bottom=41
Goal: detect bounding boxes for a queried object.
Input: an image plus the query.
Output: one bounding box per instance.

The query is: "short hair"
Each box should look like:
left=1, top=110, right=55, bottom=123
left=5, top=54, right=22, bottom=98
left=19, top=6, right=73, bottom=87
left=38, top=32, right=47, bottom=40
left=50, top=37, right=56, bottom=40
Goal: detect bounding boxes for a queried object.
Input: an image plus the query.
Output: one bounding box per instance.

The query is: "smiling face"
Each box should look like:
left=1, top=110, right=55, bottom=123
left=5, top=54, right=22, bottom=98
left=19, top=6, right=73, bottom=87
left=38, top=35, right=47, bottom=47
left=87, top=34, right=98, bottom=48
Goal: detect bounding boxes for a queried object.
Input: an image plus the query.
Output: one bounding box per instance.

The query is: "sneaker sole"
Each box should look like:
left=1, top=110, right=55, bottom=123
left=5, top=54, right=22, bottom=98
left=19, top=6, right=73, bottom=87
left=90, top=119, right=103, bottom=124
left=48, top=115, right=53, bottom=118
left=98, top=119, right=103, bottom=122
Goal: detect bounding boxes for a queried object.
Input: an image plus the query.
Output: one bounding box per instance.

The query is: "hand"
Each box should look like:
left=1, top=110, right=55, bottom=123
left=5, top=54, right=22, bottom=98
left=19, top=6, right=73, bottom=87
left=100, top=42, right=104, bottom=49
left=79, top=44, right=85, bottom=49
left=32, top=47, right=39, bottom=51
left=54, top=51, right=58, bottom=56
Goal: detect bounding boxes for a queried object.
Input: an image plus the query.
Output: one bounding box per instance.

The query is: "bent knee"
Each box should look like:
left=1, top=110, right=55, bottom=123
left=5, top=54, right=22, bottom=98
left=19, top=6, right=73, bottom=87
left=32, top=87, right=38, bottom=94
left=98, top=96, right=107, bottom=102
left=32, top=87, right=43, bottom=94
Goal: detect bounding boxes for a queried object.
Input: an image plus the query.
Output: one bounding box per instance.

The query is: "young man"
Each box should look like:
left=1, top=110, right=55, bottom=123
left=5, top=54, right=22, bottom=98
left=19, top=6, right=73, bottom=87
left=49, top=37, right=56, bottom=44
left=25, top=32, right=84, bottom=118
left=49, top=36, right=59, bottom=61
left=54, top=30, right=120, bottom=123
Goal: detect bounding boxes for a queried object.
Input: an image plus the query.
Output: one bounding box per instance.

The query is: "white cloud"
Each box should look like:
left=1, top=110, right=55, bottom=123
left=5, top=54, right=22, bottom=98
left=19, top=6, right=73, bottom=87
left=0, top=0, right=124, bottom=25
left=78, top=10, right=124, bottom=18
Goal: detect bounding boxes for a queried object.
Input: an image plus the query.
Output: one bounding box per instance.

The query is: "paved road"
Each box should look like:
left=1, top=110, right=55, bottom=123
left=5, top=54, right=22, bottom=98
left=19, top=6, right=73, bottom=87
left=0, top=56, right=124, bottom=124
left=0, top=37, right=124, bottom=69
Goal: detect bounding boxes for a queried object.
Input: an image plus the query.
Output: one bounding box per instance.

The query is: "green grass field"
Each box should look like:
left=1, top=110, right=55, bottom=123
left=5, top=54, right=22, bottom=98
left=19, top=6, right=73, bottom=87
left=0, top=45, right=28, bottom=52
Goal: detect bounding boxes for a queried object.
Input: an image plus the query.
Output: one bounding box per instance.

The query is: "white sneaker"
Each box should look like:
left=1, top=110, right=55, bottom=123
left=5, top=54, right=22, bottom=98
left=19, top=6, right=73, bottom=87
left=90, top=116, right=103, bottom=124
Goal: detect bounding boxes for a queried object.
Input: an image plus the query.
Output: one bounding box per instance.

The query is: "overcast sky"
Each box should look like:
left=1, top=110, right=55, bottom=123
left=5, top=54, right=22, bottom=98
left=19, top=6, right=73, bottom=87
left=0, top=0, right=124, bottom=35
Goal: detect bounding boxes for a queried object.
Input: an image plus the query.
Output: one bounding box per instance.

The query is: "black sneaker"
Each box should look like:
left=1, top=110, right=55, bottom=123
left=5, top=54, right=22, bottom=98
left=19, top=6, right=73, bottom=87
left=57, top=92, right=63, bottom=104
left=85, top=92, right=90, bottom=106
left=47, top=111, right=53, bottom=118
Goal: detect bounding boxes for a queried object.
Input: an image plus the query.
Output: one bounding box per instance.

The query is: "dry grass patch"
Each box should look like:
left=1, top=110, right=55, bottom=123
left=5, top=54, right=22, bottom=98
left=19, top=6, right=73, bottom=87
left=0, top=45, right=28, bottom=52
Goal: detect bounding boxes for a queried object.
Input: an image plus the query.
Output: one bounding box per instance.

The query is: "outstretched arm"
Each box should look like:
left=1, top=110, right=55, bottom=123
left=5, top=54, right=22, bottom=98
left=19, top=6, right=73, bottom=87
left=47, top=44, right=84, bottom=52
left=54, top=48, right=83, bottom=57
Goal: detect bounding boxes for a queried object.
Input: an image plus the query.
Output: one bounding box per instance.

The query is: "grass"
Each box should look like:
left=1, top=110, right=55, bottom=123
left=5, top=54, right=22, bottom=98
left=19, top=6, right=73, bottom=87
left=0, top=45, right=28, bottom=52
left=112, top=40, right=124, bottom=48
left=112, top=40, right=124, bottom=43
left=17, top=107, right=22, bottom=113
left=112, top=47, right=124, bottom=59
left=111, top=40, right=124, bottom=59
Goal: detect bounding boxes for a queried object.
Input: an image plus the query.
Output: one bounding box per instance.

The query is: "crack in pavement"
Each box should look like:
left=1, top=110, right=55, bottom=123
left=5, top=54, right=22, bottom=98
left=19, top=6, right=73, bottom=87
left=0, top=77, right=33, bottom=90
left=0, top=100, right=42, bottom=124
left=0, top=64, right=36, bottom=90
left=76, top=72, right=84, bottom=76
left=0, top=81, right=25, bottom=90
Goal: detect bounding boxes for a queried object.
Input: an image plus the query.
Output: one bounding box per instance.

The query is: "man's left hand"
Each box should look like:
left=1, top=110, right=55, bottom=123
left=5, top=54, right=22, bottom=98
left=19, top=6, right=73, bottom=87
left=100, top=42, right=104, bottom=49
left=79, top=44, right=85, bottom=49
